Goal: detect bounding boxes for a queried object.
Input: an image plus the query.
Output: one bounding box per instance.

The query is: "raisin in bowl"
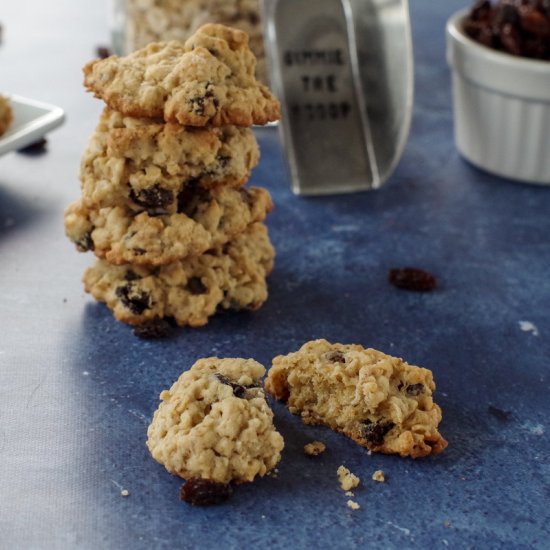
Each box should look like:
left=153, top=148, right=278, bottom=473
left=446, top=6, right=550, bottom=184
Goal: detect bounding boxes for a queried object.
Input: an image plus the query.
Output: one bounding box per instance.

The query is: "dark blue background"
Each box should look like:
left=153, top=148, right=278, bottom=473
left=1, top=1, right=548, bottom=548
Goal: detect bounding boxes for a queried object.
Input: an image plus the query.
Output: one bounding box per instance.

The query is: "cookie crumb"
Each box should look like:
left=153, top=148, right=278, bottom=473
left=519, top=320, right=539, bottom=336
left=347, top=499, right=360, bottom=510
left=304, top=440, right=326, bottom=456
left=372, top=470, right=385, bottom=482
left=120, top=489, right=129, bottom=497
left=345, top=491, right=354, bottom=497
left=337, top=465, right=360, bottom=491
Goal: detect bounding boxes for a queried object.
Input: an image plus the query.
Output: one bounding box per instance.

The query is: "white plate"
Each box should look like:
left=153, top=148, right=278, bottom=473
left=0, top=94, right=65, bottom=156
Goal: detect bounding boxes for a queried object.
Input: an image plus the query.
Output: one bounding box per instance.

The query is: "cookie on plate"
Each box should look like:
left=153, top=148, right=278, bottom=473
left=0, top=95, right=13, bottom=137
left=83, top=222, right=274, bottom=326
left=147, top=356, right=284, bottom=483
left=83, top=23, right=280, bottom=126
left=80, top=108, right=260, bottom=211
left=64, top=185, right=273, bottom=265
left=265, top=339, right=448, bottom=458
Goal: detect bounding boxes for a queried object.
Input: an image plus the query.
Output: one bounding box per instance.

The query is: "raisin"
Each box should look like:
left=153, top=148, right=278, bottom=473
left=75, top=233, right=94, bottom=252
left=248, top=12, right=260, bottom=25
left=495, top=3, right=520, bottom=27
left=388, top=267, right=437, bottom=291
left=488, top=405, right=513, bottom=422
left=215, top=373, right=248, bottom=398
left=324, top=350, right=346, bottom=363
left=465, top=0, right=550, bottom=59
left=519, top=5, right=550, bottom=34
left=124, top=270, right=140, bottom=282
left=129, top=184, right=173, bottom=216
left=180, top=478, right=233, bottom=506
left=470, top=0, right=492, bottom=21
left=188, top=84, right=218, bottom=116
left=17, top=138, right=48, bottom=155
left=96, top=45, right=112, bottom=59
left=187, top=277, right=207, bottom=295
left=240, top=188, right=253, bottom=206
left=216, top=155, right=231, bottom=168
left=115, top=283, right=151, bottom=314
left=133, top=318, right=174, bottom=339
left=362, top=419, right=395, bottom=446
left=405, top=383, right=425, bottom=396
left=500, top=23, right=523, bottom=55
left=177, top=179, right=210, bottom=217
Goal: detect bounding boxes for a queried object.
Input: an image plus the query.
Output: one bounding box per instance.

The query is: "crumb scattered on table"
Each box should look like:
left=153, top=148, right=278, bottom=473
left=345, top=491, right=354, bottom=497
left=519, top=320, right=539, bottom=336
left=304, top=440, right=326, bottom=456
left=120, top=489, right=129, bottom=497
left=337, top=465, right=360, bottom=491
left=347, top=499, right=360, bottom=510
left=372, top=470, right=385, bottom=482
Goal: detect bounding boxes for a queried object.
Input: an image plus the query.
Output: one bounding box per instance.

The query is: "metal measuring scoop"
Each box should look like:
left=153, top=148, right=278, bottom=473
left=261, top=0, right=413, bottom=195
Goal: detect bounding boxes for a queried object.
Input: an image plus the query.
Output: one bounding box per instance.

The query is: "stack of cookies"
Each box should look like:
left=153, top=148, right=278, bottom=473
left=64, top=24, right=280, bottom=331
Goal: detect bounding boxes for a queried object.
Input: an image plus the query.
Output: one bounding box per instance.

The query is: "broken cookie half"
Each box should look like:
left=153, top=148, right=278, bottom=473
left=265, top=339, right=447, bottom=458
left=147, top=357, right=284, bottom=503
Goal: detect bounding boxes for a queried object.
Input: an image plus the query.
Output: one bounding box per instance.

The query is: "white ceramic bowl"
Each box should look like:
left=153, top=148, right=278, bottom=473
left=446, top=9, right=550, bottom=185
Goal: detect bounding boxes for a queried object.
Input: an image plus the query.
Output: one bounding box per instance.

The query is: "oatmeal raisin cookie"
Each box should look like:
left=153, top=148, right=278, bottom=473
left=265, top=339, right=448, bottom=458
left=83, top=24, right=279, bottom=126
left=147, top=356, right=284, bottom=483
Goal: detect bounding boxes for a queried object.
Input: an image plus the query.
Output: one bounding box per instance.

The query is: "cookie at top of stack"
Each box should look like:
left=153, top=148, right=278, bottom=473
left=83, top=23, right=279, bottom=126
left=64, top=23, right=280, bottom=329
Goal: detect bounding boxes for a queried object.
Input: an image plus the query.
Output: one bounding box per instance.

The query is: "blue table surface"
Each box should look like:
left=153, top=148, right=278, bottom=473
left=1, top=1, right=549, bottom=549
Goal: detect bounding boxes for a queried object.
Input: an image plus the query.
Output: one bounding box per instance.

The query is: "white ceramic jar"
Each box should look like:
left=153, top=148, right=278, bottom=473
left=446, top=9, right=550, bottom=185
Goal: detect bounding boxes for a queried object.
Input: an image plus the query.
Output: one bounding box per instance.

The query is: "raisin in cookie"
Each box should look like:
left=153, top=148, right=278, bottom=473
left=83, top=24, right=279, bottom=126
left=80, top=108, right=259, bottom=211
left=64, top=185, right=272, bottom=265
left=83, top=222, right=274, bottom=326
left=0, top=95, right=13, bottom=137
left=265, top=339, right=448, bottom=458
left=147, top=357, right=284, bottom=483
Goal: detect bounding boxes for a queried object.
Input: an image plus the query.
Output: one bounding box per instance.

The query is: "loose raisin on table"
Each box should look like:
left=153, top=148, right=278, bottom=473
left=362, top=419, right=395, bottom=446
left=388, top=267, right=437, bottom=292
left=133, top=318, right=174, bottom=339
left=180, top=478, right=233, bottom=506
